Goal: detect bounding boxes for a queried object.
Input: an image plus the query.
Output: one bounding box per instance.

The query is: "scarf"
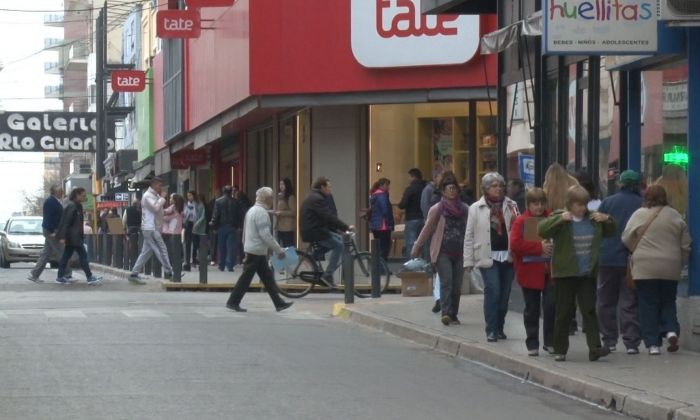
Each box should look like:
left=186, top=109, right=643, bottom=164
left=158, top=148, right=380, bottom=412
left=440, top=197, right=465, bottom=219
left=486, top=196, right=506, bottom=236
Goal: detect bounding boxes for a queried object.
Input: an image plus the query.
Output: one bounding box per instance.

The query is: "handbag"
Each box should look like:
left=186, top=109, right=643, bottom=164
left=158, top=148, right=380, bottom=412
left=626, top=207, right=663, bottom=289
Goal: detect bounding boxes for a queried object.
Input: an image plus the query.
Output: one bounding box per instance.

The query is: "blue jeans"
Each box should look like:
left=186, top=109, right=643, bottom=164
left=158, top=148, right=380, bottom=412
left=58, top=244, right=91, bottom=279
left=319, top=232, right=344, bottom=277
left=480, top=261, right=514, bottom=335
left=403, top=219, right=424, bottom=257
left=635, top=280, right=680, bottom=348
left=217, top=225, right=236, bottom=271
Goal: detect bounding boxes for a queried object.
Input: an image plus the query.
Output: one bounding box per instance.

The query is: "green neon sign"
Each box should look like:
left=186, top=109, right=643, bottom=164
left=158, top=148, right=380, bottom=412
left=664, top=145, right=689, bottom=168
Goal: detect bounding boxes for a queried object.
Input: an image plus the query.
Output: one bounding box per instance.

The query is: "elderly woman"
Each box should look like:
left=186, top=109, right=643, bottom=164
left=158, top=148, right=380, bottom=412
left=464, top=172, right=520, bottom=342
left=412, top=173, right=469, bottom=326
left=622, top=185, right=691, bottom=355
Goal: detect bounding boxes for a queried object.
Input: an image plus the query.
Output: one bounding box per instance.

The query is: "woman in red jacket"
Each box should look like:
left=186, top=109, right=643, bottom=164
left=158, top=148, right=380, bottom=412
left=509, top=188, right=554, bottom=356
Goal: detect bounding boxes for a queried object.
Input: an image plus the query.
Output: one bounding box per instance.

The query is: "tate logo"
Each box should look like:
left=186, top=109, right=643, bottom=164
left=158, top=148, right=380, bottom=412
left=111, top=70, right=146, bottom=93
left=351, top=0, right=480, bottom=68
left=156, top=10, right=201, bottom=39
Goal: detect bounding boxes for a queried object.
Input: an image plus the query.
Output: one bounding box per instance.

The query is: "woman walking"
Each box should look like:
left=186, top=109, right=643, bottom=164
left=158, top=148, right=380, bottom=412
left=622, top=185, right=691, bottom=355
left=509, top=188, right=554, bottom=356
left=464, top=172, right=519, bottom=341
left=183, top=191, right=199, bottom=270
left=275, top=178, right=297, bottom=248
left=412, top=174, right=468, bottom=326
left=163, top=193, right=185, bottom=273
left=369, top=178, right=394, bottom=262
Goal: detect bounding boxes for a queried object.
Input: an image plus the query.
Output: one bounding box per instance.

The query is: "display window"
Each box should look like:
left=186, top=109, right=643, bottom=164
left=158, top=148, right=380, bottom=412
left=505, top=80, right=535, bottom=187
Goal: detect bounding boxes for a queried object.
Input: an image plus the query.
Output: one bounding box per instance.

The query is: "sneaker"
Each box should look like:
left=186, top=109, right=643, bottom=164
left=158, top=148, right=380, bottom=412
left=55, top=277, right=69, bottom=284
left=666, top=332, right=679, bottom=353
left=431, top=300, right=441, bottom=314
left=589, top=346, right=611, bottom=362
left=554, top=354, right=566, bottom=362
left=63, top=276, right=75, bottom=284
left=542, top=345, right=554, bottom=354
left=497, top=332, right=507, bottom=340
left=450, top=315, right=461, bottom=325
left=528, top=349, right=539, bottom=357
left=626, top=347, right=640, bottom=355
left=128, top=273, right=147, bottom=285
left=649, top=346, right=661, bottom=355
left=320, top=274, right=336, bottom=289
left=608, top=345, right=617, bottom=353
left=486, top=333, right=497, bottom=342
left=87, top=275, right=102, bottom=285
left=275, top=301, right=294, bottom=312
left=441, top=315, right=451, bottom=326
left=27, top=274, right=43, bottom=283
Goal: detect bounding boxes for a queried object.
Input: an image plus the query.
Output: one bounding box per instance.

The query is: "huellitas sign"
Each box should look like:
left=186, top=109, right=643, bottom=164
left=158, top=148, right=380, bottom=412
left=543, top=0, right=658, bottom=54
left=0, top=111, right=115, bottom=152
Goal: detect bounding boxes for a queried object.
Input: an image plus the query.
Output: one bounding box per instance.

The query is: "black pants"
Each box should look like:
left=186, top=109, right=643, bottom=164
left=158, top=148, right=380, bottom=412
left=184, top=221, right=194, bottom=265
left=554, top=276, right=602, bottom=355
left=227, top=254, right=286, bottom=307
left=371, top=230, right=391, bottom=261
left=58, top=244, right=92, bottom=279
left=522, top=285, right=555, bottom=350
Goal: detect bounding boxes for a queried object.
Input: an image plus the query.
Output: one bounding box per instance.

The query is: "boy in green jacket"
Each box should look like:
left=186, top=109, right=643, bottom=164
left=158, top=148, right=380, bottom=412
left=538, top=185, right=616, bottom=362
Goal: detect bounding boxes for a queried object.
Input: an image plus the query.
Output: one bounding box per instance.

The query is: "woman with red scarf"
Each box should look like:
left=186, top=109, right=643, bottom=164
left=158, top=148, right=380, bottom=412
left=464, top=172, right=520, bottom=342
left=369, top=178, right=394, bottom=262
left=412, top=173, right=469, bottom=326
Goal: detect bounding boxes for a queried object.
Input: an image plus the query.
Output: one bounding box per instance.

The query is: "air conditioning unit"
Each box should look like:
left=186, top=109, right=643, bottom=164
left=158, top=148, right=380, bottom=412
left=660, top=0, right=700, bottom=22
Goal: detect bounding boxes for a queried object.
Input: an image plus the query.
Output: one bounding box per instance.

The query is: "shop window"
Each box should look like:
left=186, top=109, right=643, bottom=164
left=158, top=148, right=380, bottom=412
left=599, top=63, right=619, bottom=198
left=567, top=64, right=577, bottom=171
left=642, top=64, right=688, bottom=217
left=506, top=81, right=535, bottom=187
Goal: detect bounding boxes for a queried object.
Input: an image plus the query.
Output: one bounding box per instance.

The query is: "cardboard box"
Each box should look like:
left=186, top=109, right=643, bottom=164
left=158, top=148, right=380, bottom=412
left=398, top=272, right=433, bottom=297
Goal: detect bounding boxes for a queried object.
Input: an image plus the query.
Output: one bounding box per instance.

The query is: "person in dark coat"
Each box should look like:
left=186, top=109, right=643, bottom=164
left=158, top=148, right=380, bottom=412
left=56, top=187, right=101, bottom=285
left=369, top=178, right=395, bottom=261
left=209, top=185, right=242, bottom=272
left=300, top=177, right=352, bottom=287
left=398, top=168, right=426, bottom=257
left=28, top=185, right=72, bottom=282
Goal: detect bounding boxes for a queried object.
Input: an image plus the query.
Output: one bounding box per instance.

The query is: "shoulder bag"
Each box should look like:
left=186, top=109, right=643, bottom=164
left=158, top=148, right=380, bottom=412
left=626, top=207, right=663, bottom=289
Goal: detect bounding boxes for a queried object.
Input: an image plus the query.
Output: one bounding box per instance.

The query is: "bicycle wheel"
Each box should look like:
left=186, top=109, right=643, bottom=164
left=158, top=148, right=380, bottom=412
left=273, top=251, right=316, bottom=298
left=352, top=252, right=391, bottom=298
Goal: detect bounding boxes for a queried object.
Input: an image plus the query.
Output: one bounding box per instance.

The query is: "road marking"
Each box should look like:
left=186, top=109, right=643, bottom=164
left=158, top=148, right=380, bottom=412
left=45, top=310, right=86, bottom=318
left=122, top=309, right=168, bottom=318
left=278, top=310, right=325, bottom=320
left=194, top=309, right=246, bottom=318
left=0, top=312, right=7, bottom=319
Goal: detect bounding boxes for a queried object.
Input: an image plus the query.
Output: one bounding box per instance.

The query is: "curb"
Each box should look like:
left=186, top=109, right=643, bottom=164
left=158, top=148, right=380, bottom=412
left=334, top=304, right=698, bottom=420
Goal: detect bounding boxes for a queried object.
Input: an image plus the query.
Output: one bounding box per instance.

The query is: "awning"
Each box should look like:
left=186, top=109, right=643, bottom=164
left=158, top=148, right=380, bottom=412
left=480, top=11, right=542, bottom=54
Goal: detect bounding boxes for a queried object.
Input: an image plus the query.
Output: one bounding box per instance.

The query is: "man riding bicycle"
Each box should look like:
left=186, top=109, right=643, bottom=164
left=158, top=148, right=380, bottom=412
left=300, top=177, right=354, bottom=288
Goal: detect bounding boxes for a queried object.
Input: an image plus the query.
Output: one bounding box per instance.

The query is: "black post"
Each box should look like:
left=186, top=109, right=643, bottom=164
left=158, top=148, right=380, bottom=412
left=169, top=234, right=183, bottom=283
left=95, top=5, right=107, bottom=179
left=86, top=234, right=96, bottom=262
left=112, top=234, right=124, bottom=269
left=198, top=234, right=208, bottom=284
left=342, top=233, right=354, bottom=304
left=370, top=238, right=381, bottom=298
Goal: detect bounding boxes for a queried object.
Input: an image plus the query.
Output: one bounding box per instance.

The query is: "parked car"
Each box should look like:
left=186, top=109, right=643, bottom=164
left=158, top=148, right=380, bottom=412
left=0, top=217, right=45, bottom=268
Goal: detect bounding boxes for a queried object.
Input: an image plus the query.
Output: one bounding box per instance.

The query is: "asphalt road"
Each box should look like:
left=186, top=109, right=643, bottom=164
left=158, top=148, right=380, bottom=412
left=0, top=264, right=626, bottom=420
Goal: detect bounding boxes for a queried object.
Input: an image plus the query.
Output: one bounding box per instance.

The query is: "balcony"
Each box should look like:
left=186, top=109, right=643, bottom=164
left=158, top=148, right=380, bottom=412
left=43, top=13, right=64, bottom=26
left=44, top=61, right=62, bottom=75
left=65, top=43, right=89, bottom=70
left=44, top=85, right=64, bottom=99
left=44, top=38, right=64, bottom=50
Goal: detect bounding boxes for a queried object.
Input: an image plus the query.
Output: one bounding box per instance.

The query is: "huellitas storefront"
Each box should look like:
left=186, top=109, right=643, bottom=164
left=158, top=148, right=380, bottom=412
left=427, top=0, right=700, bottom=350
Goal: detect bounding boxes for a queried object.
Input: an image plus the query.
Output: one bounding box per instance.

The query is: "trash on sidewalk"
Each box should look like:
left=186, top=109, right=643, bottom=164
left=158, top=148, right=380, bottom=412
left=397, top=272, right=433, bottom=297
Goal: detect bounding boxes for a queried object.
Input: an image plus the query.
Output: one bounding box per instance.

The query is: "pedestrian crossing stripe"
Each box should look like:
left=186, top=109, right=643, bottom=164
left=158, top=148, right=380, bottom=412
left=122, top=309, right=169, bottom=318
left=45, top=310, right=86, bottom=318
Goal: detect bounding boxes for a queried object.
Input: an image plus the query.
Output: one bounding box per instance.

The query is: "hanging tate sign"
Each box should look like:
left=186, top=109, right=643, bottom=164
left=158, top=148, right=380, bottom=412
left=0, top=111, right=115, bottom=152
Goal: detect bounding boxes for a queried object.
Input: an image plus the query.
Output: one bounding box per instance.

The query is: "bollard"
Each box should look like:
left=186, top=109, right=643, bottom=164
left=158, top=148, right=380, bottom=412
left=112, top=234, right=124, bottom=269
left=100, top=235, right=109, bottom=265
left=198, top=234, right=208, bottom=284
left=168, top=234, right=183, bottom=283
left=86, top=234, right=96, bottom=262
left=370, top=238, right=381, bottom=298
left=127, top=231, right=139, bottom=268
left=342, top=233, right=354, bottom=304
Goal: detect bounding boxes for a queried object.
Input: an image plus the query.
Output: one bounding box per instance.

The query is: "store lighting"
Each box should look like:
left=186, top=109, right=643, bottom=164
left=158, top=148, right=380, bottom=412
left=663, top=145, right=689, bottom=168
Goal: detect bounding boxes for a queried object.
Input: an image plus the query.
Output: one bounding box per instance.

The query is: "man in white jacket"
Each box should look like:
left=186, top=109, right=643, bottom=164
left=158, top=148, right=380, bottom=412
left=129, top=177, right=174, bottom=284
left=226, top=187, right=293, bottom=312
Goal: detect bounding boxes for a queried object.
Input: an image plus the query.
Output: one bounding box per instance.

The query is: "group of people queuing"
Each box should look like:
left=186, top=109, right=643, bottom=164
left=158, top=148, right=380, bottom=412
left=370, top=162, right=691, bottom=362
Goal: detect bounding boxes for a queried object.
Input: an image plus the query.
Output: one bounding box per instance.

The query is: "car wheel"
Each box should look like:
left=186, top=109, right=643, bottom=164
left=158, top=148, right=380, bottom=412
left=0, top=252, right=10, bottom=269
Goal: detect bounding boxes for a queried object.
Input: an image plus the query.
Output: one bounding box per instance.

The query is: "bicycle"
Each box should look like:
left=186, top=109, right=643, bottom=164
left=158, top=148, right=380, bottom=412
left=272, top=232, right=391, bottom=298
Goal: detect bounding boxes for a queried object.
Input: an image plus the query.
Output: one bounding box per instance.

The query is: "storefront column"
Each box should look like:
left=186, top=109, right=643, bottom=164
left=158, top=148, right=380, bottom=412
left=686, top=28, right=700, bottom=296
left=626, top=70, right=642, bottom=172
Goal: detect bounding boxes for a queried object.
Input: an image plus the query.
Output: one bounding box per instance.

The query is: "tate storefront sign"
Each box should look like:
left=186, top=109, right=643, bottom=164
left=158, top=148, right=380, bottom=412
left=544, top=0, right=658, bottom=54
left=0, top=111, right=115, bottom=152
left=156, top=10, right=201, bottom=39
left=351, top=0, right=479, bottom=68
left=111, top=70, right=146, bottom=93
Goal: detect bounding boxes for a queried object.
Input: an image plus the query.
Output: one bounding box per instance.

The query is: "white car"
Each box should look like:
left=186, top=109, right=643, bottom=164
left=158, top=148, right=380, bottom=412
left=0, top=217, right=45, bottom=268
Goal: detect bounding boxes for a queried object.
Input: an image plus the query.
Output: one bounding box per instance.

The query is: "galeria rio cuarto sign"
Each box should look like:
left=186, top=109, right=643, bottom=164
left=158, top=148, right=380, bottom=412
left=156, top=10, right=201, bottom=39
left=111, top=70, right=146, bottom=93
left=351, top=0, right=479, bottom=68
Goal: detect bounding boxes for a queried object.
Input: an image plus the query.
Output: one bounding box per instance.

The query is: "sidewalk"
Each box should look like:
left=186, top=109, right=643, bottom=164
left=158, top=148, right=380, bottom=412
left=334, top=295, right=700, bottom=420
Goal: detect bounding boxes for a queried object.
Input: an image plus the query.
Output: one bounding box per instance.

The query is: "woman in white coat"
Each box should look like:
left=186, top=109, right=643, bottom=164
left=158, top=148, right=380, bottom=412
left=464, top=172, right=520, bottom=342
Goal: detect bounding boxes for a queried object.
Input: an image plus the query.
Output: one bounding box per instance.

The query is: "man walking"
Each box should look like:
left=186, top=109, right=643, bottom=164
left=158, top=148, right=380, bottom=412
left=55, top=188, right=100, bottom=285
left=226, top=187, right=293, bottom=312
left=128, top=177, right=174, bottom=283
left=122, top=198, right=142, bottom=267
left=28, top=185, right=71, bottom=282
left=398, top=168, right=426, bottom=257
left=596, top=170, right=644, bottom=354
left=210, top=185, right=242, bottom=272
